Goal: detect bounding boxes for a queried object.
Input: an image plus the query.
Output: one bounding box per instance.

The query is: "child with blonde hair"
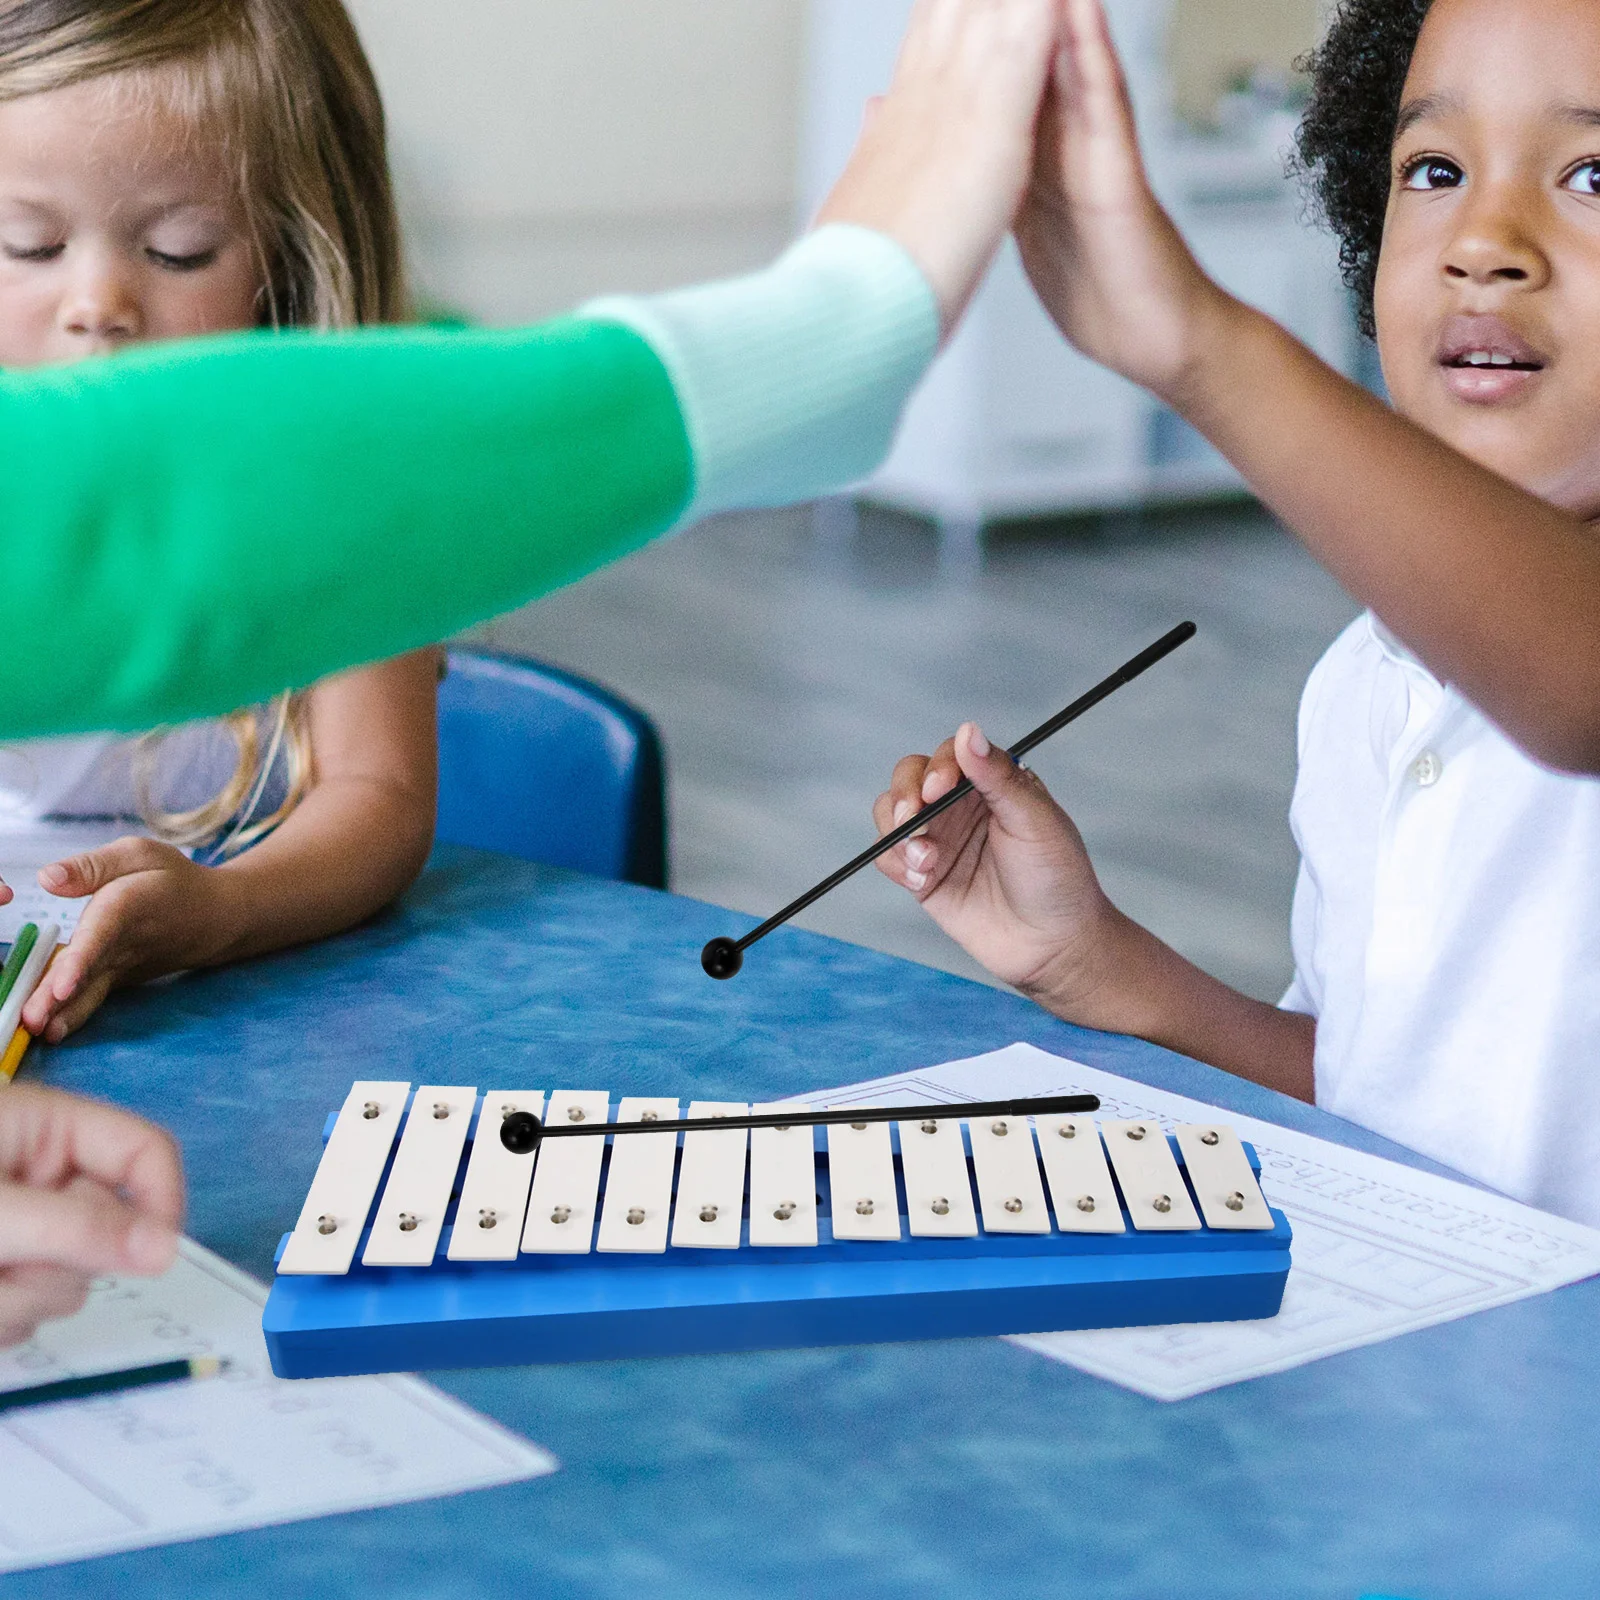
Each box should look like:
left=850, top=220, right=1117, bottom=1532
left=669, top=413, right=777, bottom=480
left=875, top=0, right=1600, bottom=1226
left=0, top=0, right=438, bottom=1041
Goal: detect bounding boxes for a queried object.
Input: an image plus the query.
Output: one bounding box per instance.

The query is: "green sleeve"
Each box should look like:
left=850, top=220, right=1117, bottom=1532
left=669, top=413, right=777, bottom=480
left=0, top=317, right=690, bottom=739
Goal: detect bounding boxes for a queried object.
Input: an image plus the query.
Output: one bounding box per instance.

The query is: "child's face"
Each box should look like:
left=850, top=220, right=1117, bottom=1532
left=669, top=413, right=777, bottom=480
left=0, top=72, right=263, bottom=367
left=1374, top=0, right=1600, bottom=518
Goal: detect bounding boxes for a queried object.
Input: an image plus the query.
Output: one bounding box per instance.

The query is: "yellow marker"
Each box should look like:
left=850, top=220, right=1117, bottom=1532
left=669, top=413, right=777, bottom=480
left=0, top=1024, right=28, bottom=1081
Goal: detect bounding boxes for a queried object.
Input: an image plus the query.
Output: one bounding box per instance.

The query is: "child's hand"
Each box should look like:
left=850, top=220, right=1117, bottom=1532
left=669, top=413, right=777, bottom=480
left=877, top=721, right=1320, bottom=1098
left=1016, top=0, right=1229, bottom=398
left=23, top=839, right=226, bottom=1043
left=0, top=1082, right=182, bottom=1347
left=873, top=721, right=1121, bottom=1006
left=817, top=0, right=1063, bottom=329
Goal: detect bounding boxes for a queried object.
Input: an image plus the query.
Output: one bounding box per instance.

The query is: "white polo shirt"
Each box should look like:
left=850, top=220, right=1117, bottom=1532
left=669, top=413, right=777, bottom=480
left=1282, top=612, right=1600, bottom=1226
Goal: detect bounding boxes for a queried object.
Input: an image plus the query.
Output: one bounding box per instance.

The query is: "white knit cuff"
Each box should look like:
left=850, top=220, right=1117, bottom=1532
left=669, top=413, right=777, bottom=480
left=581, top=224, right=938, bottom=525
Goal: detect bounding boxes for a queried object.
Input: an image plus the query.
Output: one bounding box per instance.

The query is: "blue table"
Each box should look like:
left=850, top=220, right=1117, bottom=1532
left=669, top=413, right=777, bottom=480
left=11, top=849, right=1594, bottom=1600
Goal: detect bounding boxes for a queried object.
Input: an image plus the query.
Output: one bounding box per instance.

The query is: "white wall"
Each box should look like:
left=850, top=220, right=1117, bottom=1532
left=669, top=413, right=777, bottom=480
left=1169, top=0, right=1320, bottom=122
left=346, top=0, right=806, bottom=323
left=346, top=1, right=1321, bottom=326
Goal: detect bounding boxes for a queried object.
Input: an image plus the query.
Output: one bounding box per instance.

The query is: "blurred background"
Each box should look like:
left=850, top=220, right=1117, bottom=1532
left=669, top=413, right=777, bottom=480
left=347, top=0, right=1358, bottom=1005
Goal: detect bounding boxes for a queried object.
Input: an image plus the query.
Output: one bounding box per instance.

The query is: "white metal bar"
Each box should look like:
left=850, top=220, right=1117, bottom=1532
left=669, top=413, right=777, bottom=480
left=747, top=1104, right=818, bottom=1247
left=521, top=1091, right=611, bottom=1254
left=826, top=1114, right=902, bottom=1241
left=1174, top=1123, right=1275, bottom=1230
left=597, top=1097, right=680, bottom=1253
left=1034, top=1115, right=1125, bottom=1234
left=362, top=1085, right=477, bottom=1267
left=1102, top=1120, right=1201, bottom=1231
left=279, top=1080, right=411, bottom=1275
left=897, top=1114, right=978, bottom=1238
left=447, top=1091, right=547, bottom=1262
left=670, top=1102, right=749, bottom=1250
left=969, top=1113, right=1050, bottom=1234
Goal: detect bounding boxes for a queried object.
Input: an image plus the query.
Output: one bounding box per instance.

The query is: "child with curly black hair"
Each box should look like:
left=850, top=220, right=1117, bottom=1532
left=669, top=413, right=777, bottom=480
left=871, top=0, right=1600, bottom=1224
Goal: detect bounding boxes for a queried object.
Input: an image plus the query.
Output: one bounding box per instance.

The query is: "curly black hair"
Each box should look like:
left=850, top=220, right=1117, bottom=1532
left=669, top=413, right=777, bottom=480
left=1293, top=0, right=1434, bottom=337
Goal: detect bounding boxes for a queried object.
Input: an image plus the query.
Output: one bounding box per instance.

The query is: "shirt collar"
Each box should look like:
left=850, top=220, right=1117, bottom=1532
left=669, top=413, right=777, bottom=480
left=1365, top=610, right=1440, bottom=680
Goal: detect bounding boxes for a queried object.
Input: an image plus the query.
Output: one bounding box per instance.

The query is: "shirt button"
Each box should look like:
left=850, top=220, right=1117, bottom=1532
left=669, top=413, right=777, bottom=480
left=1410, top=750, right=1443, bottom=787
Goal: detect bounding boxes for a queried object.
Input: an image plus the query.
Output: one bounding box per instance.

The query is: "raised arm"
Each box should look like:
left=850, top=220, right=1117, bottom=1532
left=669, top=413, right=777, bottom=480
left=1018, top=0, right=1600, bottom=772
left=0, top=0, right=1061, bottom=745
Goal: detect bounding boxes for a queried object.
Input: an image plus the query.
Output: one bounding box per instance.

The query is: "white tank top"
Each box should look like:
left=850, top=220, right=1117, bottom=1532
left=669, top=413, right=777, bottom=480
left=0, top=723, right=285, bottom=830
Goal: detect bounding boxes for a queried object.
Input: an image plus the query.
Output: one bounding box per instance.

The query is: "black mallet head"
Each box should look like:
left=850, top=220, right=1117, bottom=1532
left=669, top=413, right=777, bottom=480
left=499, top=1110, right=544, bottom=1155
left=700, top=937, right=743, bottom=980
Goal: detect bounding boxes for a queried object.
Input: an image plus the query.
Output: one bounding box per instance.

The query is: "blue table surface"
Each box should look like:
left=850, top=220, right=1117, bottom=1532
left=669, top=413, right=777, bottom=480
left=8, top=848, right=1593, bottom=1600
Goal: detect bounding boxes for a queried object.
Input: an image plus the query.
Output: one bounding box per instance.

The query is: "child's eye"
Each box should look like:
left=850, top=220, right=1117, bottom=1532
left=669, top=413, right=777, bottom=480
left=146, top=247, right=219, bottom=272
left=1401, top=156, right=1464, bottom=191
left=1564, top=160, right=1600, bottom=196
left=1, top=241, right=64, bottom=263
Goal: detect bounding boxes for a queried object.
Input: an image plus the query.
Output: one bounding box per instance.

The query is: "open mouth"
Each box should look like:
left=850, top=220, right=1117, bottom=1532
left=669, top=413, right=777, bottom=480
left=1436, top=315, right=1547, bottom=398
left=1442, top=350, right=1544, bottom=373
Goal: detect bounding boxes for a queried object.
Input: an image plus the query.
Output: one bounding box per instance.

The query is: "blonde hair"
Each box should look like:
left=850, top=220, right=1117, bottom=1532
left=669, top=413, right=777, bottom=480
left=0, top=0, right=408, bottom=851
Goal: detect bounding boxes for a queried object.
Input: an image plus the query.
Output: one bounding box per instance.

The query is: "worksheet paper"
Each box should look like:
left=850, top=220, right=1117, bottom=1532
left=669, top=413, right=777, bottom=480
left=798, top=1042, right=1600, bottom=1401
left=0, top=1240, right=555, bottom=1573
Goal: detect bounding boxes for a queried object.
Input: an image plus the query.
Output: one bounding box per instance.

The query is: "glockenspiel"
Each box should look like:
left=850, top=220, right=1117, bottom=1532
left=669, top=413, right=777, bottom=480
left=262, top=1083, right=1292, bottom=1378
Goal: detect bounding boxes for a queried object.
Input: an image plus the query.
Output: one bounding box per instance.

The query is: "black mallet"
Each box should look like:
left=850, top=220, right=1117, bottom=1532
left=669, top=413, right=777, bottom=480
left=700, top=621, right=1197, bottom=979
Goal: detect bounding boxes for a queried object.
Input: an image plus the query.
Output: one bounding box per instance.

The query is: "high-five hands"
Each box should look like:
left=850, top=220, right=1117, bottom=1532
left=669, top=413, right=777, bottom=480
left=816, top=0, right=1064, bottom=331
left=1017, top=0, right=1227, bottom=398
left=820, top=0, right=1237, bottom=387
left=0, top=1083, right=183, bottom=1348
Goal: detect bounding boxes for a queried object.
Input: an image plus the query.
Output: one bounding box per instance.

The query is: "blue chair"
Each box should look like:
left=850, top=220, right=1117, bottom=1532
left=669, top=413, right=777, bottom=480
left=435, top=650, right=668, bottom=889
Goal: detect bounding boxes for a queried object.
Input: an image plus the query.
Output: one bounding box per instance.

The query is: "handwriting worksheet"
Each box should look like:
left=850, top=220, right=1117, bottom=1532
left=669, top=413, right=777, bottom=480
left=798, top=1042, right=1600, bottom=1401
left=0, top=1241, right=555, bottom=1573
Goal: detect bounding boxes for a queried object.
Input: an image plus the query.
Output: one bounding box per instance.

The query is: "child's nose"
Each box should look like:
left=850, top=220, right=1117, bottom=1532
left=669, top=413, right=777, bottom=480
left=59, top=253, right=143, bottom=347
left=1442, top=188, right=1551, bottom=291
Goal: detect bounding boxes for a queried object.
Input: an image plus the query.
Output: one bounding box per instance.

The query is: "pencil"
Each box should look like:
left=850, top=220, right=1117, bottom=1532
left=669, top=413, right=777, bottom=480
left=0, top=1355, right=225, bottom=1415
left=0, top=922, right=38, bottom=1008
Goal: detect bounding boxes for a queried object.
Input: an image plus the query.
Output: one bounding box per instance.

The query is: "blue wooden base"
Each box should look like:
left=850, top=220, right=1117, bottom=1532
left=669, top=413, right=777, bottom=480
left=265, top=1228, right=1289, bottom=1377
left=264, top=1129, right=1291, bottom=1377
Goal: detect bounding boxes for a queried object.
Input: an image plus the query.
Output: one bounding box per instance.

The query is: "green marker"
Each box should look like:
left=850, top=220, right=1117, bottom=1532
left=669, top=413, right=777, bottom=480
left=0, top=922, right=39, bottom=1008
